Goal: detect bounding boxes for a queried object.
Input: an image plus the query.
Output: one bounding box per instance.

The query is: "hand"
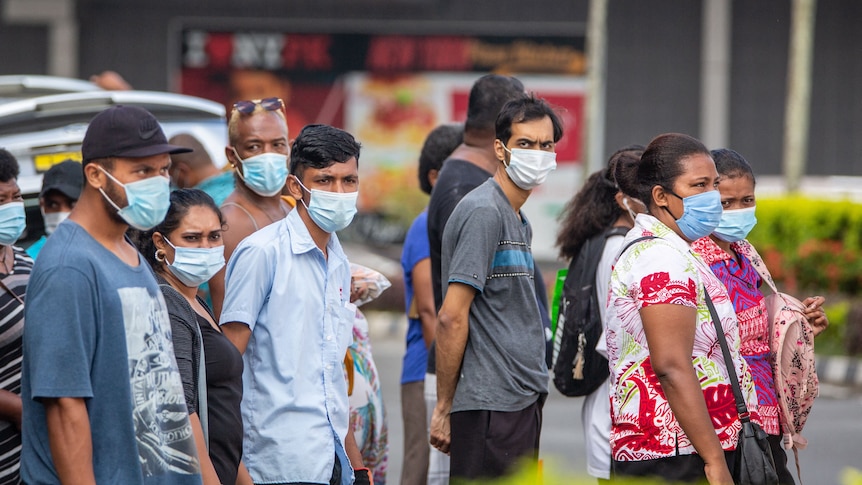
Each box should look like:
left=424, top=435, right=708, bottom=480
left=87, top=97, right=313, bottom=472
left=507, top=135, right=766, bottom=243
left=349, top=278, right=369, bottom=304
left=802, top=295, right=829, bottom=337
left=429, top=404, right=451, bottom=455
left=703, top=461, right=734, bottom=485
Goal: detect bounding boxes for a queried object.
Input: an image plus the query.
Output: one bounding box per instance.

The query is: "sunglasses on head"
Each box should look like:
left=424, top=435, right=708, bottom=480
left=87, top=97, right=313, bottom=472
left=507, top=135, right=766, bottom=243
left=233, top=97, right=285, bottom=115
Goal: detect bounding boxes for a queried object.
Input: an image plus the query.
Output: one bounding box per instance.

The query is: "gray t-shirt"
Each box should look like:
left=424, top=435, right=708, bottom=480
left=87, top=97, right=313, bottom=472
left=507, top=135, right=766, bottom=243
left=441, top=179, right=548, bottom=413
left=22, top=221, right=202, bottom=485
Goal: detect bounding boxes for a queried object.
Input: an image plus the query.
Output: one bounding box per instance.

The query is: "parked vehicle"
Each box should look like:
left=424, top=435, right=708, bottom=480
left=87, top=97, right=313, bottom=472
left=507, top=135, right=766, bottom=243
left=0, top=88, right=228, bottom=245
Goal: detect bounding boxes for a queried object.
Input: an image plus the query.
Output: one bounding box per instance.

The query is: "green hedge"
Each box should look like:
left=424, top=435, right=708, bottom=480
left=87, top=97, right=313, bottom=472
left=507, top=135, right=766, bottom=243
left=747, top=197, right=862, bottom=295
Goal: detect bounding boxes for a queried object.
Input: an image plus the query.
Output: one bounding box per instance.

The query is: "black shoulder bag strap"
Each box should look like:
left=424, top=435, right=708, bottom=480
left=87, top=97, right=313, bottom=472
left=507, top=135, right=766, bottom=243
left=703, top=289, right=750, bottom=420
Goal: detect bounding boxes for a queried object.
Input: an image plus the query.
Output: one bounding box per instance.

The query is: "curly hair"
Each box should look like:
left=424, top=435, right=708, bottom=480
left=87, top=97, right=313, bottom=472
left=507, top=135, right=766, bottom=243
left=555, top=145, right=643, bottom=260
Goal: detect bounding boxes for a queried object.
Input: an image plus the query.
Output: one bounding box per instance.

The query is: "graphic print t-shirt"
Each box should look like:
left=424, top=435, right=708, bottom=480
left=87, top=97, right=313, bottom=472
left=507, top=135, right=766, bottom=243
left=22, top=221, right=201, bottom=485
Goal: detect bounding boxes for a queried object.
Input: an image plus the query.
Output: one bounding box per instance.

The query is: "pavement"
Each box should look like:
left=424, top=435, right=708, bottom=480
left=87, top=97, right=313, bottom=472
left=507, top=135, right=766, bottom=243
left=361, top=310, right=862, bottom=485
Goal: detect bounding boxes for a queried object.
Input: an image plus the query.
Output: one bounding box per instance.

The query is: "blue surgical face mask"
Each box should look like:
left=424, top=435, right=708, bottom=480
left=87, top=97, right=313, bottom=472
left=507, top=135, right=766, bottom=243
left=295, top=176, right=358, bottom=233
left=99, top=167, right=171, bottom=231
left=163, top=237, right=225, bottom=288
left=663, top=189, right=722, bottom=241
left=233, top=148, right=288, bottom=197
left=714, top=206, right=757, bottom=243
left=0, top=202, right=26, bottom=245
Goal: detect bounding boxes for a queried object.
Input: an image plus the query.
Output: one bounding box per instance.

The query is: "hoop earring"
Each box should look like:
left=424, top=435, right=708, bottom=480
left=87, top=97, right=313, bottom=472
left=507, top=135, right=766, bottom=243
left=155, top=249, right=166, bottom=262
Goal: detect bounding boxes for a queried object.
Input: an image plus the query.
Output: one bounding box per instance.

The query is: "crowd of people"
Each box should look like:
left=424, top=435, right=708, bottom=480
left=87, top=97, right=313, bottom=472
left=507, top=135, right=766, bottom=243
left=0, top=70, right=831, bottom=485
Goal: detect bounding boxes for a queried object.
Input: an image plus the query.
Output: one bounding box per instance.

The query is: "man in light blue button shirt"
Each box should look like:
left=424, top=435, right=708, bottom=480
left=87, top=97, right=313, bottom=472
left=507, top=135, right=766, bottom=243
left=220, top=124, right=370, bottom=485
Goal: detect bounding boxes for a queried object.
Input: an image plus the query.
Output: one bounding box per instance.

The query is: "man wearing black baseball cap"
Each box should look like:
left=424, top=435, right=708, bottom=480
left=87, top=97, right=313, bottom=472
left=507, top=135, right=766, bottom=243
left=25, top=160, right=82, bottom=259
left=22, top=105, right=204, bottom=485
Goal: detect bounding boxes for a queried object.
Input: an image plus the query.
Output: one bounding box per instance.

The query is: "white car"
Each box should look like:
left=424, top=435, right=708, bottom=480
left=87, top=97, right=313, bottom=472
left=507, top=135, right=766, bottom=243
left=0, top=86, right=228, bottom=244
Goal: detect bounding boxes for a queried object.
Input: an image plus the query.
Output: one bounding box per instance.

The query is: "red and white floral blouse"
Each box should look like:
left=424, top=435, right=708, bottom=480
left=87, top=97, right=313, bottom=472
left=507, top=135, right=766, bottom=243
left=606, top=214, right=760, bottom=461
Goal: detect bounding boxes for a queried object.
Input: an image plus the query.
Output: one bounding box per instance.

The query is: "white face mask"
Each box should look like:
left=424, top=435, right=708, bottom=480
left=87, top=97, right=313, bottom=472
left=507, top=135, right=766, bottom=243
left=502, top=146, right=557, bottom=190
left=42, top=210, right=71, bottom=235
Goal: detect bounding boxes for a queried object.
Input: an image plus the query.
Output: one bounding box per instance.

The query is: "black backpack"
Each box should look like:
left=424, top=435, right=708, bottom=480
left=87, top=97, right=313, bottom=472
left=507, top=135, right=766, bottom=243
left=552, top=226, right=629, bottom=397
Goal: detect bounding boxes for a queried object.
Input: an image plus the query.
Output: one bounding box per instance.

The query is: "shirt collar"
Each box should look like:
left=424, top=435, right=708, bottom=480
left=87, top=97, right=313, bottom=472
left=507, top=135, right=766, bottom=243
left=285, top=208, right=348, bottom=262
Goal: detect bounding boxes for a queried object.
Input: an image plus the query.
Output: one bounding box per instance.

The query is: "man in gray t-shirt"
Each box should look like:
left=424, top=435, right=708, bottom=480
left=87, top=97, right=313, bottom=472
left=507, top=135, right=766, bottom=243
left=429, top=95, right=563, bottom=482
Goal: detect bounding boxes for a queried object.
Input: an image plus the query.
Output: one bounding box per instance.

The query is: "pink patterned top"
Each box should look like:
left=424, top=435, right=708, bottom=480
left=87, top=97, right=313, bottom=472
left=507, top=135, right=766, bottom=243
left=606, top=214, right=760, bottom=461
left=691, top=237, right=781, bottom=435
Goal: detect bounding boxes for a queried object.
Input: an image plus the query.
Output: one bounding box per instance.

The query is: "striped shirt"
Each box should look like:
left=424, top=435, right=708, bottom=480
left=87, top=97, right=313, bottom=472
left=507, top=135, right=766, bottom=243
left=0, top=247, right=32, bottom=485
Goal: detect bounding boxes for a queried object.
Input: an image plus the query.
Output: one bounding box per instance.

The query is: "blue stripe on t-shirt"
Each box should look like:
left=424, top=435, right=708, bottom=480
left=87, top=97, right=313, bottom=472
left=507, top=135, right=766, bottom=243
left=492, top=249, right=534, bottom=271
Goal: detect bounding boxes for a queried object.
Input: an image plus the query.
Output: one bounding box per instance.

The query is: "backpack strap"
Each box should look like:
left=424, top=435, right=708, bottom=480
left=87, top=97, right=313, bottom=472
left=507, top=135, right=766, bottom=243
left=618, top=235, right=657, bottom=259
left=159, top=283, right=209, bottom=450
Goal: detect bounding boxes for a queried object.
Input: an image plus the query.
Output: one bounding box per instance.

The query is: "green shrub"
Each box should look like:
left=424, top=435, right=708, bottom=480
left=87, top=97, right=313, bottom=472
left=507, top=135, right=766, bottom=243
left=748, top=197, right=862, bottom=295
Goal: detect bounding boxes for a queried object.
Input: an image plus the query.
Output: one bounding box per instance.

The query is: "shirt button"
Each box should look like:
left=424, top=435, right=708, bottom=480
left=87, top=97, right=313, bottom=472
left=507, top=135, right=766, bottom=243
left=326, top=364, right=332, bottom=370
left=326, top=335, right=333, bottom=341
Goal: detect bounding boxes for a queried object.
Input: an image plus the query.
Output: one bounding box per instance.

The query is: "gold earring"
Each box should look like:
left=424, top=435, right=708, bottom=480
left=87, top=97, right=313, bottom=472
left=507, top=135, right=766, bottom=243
left=155, top=249, right=166, bottom=262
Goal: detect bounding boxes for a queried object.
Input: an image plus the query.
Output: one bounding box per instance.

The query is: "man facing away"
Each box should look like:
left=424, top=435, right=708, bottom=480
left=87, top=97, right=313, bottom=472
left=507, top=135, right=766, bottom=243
left=430, top=95, right=563, bottom=482
left=209, top=97, right=293, bottom=318
left=220, top=124, right=371, bottom=485
left=168, top=133, right=234, bottom=207
left=21, top=105, right=202, bottom=484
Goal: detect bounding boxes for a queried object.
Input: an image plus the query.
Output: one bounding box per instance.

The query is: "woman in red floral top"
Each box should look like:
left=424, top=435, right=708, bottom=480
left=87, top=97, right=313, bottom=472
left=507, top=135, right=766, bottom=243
left=691, top=148, right=829, bottom=485
left=607, top=134, right=759, bottom=485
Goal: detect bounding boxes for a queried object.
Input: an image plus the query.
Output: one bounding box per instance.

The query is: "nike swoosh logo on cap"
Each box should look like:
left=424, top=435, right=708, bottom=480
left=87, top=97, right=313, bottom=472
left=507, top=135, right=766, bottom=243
left=139, top=118, right=160, bottom=140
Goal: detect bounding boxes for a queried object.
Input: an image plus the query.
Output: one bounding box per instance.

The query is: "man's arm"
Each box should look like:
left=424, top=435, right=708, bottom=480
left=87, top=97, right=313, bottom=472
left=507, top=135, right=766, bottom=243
left=211, top=205, right=258, bottom=318
left=44, top=397, right=96, bottom=485
left=222, top=322, right=252, bottom=355
left=411, top=258, right=437, bottom=348
left=429, top=282, right=476, bottom=455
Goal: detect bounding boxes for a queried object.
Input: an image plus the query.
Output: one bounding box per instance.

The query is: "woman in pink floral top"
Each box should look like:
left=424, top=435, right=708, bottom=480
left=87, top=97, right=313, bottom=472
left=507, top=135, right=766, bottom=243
left=607, top=134, right=759, bottom=484
left=691, top=148, right=829, bottom=485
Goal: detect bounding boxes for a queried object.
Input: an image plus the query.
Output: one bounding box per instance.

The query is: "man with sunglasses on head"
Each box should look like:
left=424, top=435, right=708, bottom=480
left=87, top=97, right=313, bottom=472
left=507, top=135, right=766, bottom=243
left=220, top=124, right=370, bottom=485
left=209, top=97, right=293, bottom=318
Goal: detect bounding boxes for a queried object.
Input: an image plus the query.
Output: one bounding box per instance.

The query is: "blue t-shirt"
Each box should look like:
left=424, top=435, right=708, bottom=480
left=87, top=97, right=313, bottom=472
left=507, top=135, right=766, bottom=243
left=400, top=211, right=430, bottom=384
left=21, top=220, right=202, bottom=485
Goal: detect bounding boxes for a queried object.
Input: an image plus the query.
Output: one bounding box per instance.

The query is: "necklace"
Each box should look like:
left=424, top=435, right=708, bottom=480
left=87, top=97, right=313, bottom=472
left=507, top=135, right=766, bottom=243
left=240, top=192, right=287, bottom=224
left=263, top=202, right=288, bottom=224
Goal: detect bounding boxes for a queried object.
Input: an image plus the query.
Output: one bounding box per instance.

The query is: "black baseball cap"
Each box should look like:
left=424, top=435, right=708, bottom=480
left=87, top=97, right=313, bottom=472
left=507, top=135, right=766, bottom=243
left=40, top=160, right=84, bottom=200
left=81, top=105, right=193, bottom=163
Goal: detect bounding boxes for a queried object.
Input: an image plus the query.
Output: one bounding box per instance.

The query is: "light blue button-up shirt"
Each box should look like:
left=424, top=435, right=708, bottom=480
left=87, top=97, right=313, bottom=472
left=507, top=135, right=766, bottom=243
left=220, top=209, right=355, bottom=484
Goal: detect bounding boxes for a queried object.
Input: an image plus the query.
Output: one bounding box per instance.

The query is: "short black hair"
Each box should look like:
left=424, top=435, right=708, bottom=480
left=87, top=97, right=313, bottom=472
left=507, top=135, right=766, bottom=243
left=289, top=124, right=361, bottom=180
left=0, top=149, right=20, bottom=183
left=495, top=94, right=564, bottom=145
left=418, top=124, right=463, bottom=194
left=711, top=148, right=756, bottom=185
left=465, top=74, right=526, bottom=136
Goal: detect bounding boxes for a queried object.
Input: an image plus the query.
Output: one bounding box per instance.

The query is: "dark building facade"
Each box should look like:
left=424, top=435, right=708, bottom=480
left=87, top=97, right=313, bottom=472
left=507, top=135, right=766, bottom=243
left=1, top=0, right=858, bottom=176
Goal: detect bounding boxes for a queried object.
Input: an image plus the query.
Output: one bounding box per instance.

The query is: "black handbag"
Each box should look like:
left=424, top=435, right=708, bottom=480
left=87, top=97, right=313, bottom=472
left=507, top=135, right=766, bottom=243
left=704, top=289, right=779, bottom=485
